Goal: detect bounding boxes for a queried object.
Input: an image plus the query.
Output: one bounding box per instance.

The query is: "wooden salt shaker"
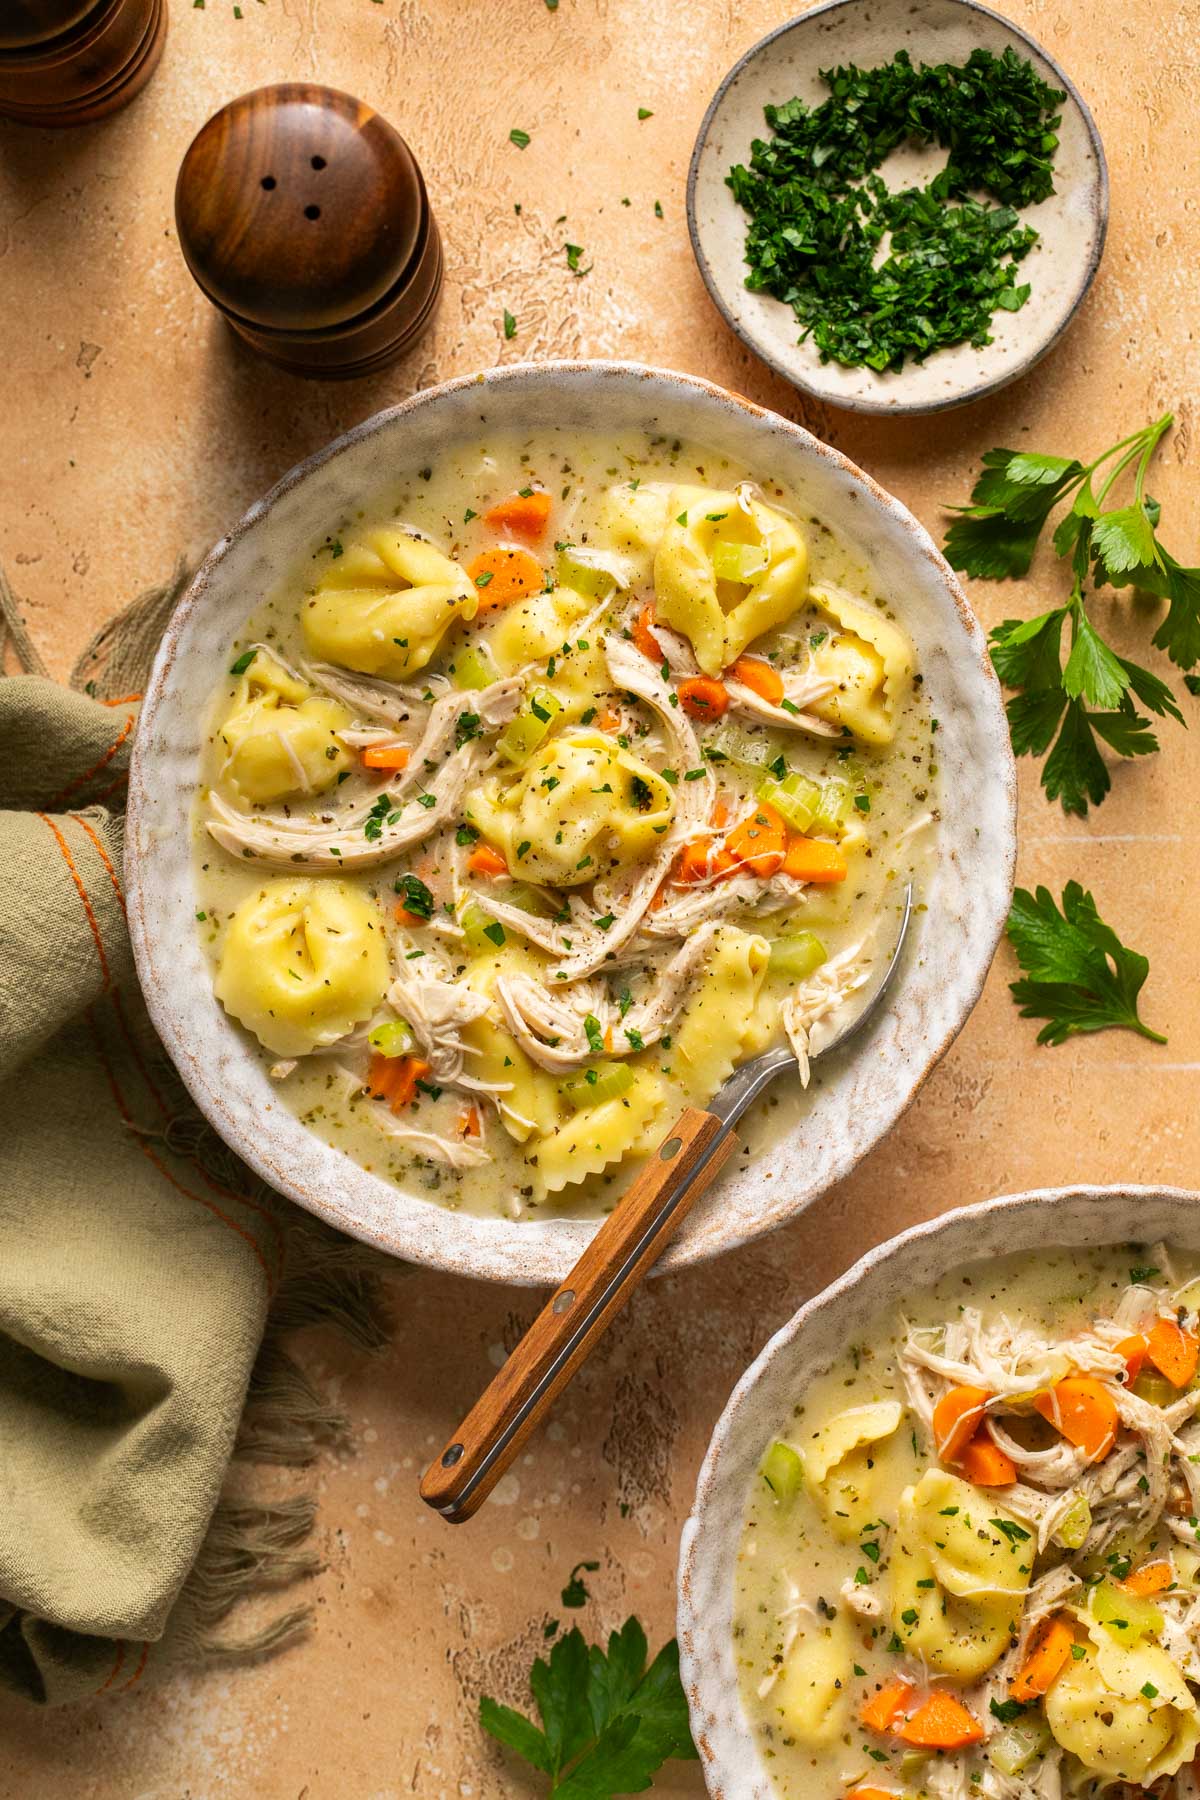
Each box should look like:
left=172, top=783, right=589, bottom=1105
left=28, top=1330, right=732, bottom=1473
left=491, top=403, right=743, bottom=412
left=175, top=84, right=444, bottom=380
left=0, top=0, right=166, bottom=128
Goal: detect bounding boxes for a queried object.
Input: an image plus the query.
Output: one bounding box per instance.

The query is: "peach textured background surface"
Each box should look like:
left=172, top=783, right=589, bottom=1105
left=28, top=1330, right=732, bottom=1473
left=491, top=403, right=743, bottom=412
left=1, top=0, right=1198, bottom=1795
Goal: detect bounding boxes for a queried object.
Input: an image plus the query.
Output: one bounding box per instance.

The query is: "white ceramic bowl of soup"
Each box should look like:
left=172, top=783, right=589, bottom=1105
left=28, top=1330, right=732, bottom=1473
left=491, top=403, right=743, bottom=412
left=677, top=1184, right=1200, bottom=1800
left=126, top=362, right=1014, bottom=1286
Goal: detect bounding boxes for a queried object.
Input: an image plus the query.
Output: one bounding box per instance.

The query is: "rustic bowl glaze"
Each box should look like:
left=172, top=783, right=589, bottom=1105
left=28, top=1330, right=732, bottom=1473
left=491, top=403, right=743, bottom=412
left=125, top=362, right=1015, bottom=1286
left=688, top=0, right=1108, bottom=416
left=677, top=1184, right=1200, bottom=1798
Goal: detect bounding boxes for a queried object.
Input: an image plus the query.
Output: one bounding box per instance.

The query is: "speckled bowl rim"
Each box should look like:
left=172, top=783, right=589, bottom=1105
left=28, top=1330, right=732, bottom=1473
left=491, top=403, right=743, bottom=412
left=686, top=0, right=1110, bottom=418
left=677, top=1183, right=1200, bottom=1796
left=126, top=359, right=1016, bottom=1286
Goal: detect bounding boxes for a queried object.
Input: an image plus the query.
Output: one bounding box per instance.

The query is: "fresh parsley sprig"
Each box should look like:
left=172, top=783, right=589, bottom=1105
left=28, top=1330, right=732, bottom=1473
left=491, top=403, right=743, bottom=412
left=1006, top=882, right=1165, bottom=1046
left=480, top=1615, right=697, bottom=1797
left=944, top=414, right=1197, bottom=813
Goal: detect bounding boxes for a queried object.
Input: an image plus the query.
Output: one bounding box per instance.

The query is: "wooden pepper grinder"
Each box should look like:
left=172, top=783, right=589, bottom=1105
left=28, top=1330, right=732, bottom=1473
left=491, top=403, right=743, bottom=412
left=175, top=85, right=444, bottom=380
left=0, top=0, right=166, bottom=128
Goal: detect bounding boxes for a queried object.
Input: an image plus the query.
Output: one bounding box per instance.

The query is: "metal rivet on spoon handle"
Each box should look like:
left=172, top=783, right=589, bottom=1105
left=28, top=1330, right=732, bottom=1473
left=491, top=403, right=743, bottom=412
left=418, top=887, right=913, bottom=1523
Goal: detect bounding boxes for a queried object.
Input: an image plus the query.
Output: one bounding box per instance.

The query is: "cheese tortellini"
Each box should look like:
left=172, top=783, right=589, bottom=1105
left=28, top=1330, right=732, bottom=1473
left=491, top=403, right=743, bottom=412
left=303, top=529, right=476, bottom=679
left=807, top=585, right=914, bottom=747
left=216, top=649, right=352, bottom=803
left=672, top=927, right=769, bottom=1104
left=460, top=949, right=563, bottom=1143
left=529, top=1070, right=665, bottom=1197
left=466, top=731, right=676, bottom=888
left=484, top=586, right=593, bottom=675
left=215, top=878, right=390, bottom=1057
left=771, top=1610, right=855, bottom=1747
left=889, top=1470, right=1030, bottom=1678
left=800, top=1401, right=902, bottom=1542
left=653, top=486, right=809, bottom=676
left=1046, top=1618, right=1199, bottom=1783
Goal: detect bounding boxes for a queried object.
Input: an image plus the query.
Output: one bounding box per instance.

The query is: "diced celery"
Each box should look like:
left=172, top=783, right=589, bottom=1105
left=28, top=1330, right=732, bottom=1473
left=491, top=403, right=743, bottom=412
left=759, top=1440, right=803, bottom=1506
left=498, top=687, right=562, bottom=763
left=500, top=881, right=550, bottom=916
left=705, top=722, right=774, bottom=771
left=812, top=776, right=853, bottom=836
left=452, top=641, right=498, bottom=691
left=713, top=540, right=768, bottom=585
left=757, top=770, right=822, bottom=833
left=1053, top=1494, right=1093, bottom=1550
left=988, top=1714, right=1052, bottom=1777
left=1133, top=1369, right=1177, bottom=1408
left=557, top=546, right=618, bottom=601
left=768, top=932, right=827, bottom=983
left=898, top=1750, right=931, bottom=1782
left=559, top=1061, right=635, bottom=1109
left=460, top=899, right=505, bottom=953
left=368, top=1018, right=415, bottom=1058
left=1090, top=1579, right=1163, bottom=1643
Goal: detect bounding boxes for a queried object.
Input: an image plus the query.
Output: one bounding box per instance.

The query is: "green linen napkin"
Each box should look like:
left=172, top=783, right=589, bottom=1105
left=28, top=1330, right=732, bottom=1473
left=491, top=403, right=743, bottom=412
left=0, top=570, right=388, bottom=1705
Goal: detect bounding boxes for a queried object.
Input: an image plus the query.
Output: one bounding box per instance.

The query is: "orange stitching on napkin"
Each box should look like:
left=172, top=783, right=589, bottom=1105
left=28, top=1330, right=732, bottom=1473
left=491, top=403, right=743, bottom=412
left=119, top=1642, right=149, bottom=1690
left=38, top=813, right=111, bottom=992
left=108, top=990, right=287, bottom=1280
left=70, top=813, right=126, bottom=916
left=95, top=1641, right=126, bottom=1693
left=102, top=694, right=142, bottom=707
left=88, top=1009, right=274, bottom=1291
left=50, top=712, right=135, bottom=806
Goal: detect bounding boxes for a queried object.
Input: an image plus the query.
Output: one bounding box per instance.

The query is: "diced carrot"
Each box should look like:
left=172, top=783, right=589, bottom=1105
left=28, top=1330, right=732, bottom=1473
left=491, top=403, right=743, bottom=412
left=727, top=655, right=784, bottom=706
left=933, top=1384, right=989, bottom=1462
left=595, top=707, right=621, bottom=732
left=467, top=843, right=509, bottom=879
left=846, top=1790, right=899, bottom=1800
left=781, top=836, right=848, bottom=884
left=712, top=795, right=731, bottom=829
left=1033, top=1377, right=1119, bottom=1461
left=1123, top=1559, right=1174, bottom=1597
left=723, top=804, right=787, bottom=877
left=956, top=1426, right=1017, bottom=1488
left=457, top=1103, right=481, bottom=1139
left=633, top=603, right=660, bottom=664
left=394, top=903, right=424, bottom=928
left=677, top=676, right=729, bottom=720
left=366, top=1053, right=430, bottom=1114
left=1147, top=1316, right=1200, bottom=1389
left=859, top=1675, right=914, bottom=1735
left=360, top=743, right=411, bottom=770
left=896, top=1691, right=983, bottom=1751
left=483, top=490, right=552, bottom=539
left=1116, top=1333, right=1149, bottom=1385
left=467, top=546, right=544, bottom=610
left=604, top=1026, right=614, bottom=1053
left=672, top=836, right=735, bottom=885
left=1010, top=1617, right=1074, bottom=1703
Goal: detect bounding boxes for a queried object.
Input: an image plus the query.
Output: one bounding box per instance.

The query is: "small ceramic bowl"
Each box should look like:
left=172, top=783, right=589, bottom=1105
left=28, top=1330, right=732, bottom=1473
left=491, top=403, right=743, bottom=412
left=688, top=0, right=1108, bottom=416
left=125, top=362, right=1014, bottom=1286
left=677, top=1184, right=1200, bottom=1798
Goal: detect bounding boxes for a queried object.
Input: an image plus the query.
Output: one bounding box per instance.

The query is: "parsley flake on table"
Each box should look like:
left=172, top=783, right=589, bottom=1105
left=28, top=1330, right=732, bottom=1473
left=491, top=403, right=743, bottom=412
left=1005, top=882, right=1165, bottom=1047
left=726, top=47, right=1063, bottom=372
left=946, top=413, right=1197, bottom=813
left=510, top=128, right=531, bottom=150
left=479, top=1615, right=697, bottom=1797
left=502, top=308, right=518, bottom=340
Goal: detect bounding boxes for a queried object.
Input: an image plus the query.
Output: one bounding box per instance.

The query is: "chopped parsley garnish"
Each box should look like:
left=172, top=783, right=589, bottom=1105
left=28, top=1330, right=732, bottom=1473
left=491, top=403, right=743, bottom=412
left=1130, top=1264, right=1161, bottom=1284
left=483, top=921, right=506, bottom=947
left=502, top=308, right=517, bottom=340
left=990, top=1518, right=1031, bottom=1544
left=584, top=1015, right=605, bottom=1056
left=564, top=242, right=591, bottom=276
left=416, top=793, right=437, bottom=809
left=474, top=569, right=495, bottom=588
left=393, top=873, right=434, bottom=920
left=726, top=47, right=1064, bottom=372
left=624, top=1026, right=644, bottom=1051
left=455, top=711, right=482, bottom=747
left=229, top=649, right=257, bottom=675
left=456, top=823, right=479, bottom=846
left=593, top=913, right=615, bottom=932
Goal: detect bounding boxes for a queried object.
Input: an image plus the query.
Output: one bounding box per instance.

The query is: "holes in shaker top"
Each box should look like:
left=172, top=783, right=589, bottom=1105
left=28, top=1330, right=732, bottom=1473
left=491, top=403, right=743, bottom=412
left=304, top=204, right=321, bottom=220
left=261, top=175, right=276, bottom=190
left=311, top=155, right=327, bottom=171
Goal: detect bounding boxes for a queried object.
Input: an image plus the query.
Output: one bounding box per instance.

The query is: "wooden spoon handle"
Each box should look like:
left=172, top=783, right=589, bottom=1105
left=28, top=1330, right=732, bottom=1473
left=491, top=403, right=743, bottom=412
left=419, top=1106, right=738, bottom=1522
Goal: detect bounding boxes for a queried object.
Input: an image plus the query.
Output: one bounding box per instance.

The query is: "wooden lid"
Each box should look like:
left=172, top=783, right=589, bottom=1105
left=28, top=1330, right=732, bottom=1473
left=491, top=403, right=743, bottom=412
left=175, top=84, right=427, bottom=332
left=0, top=0, right=102, bottom=51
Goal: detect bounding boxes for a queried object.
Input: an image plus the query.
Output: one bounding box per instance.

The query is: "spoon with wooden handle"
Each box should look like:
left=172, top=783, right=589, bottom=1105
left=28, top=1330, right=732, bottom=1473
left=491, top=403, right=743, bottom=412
left=419, top=885, right=913, bottom=1523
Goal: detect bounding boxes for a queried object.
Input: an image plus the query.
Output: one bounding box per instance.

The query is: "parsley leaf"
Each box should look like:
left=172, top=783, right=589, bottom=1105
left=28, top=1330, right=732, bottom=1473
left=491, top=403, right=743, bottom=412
left=479, top=1616, right=696, bottom=1795
left=1006, top=882, right=1166, bottom=1046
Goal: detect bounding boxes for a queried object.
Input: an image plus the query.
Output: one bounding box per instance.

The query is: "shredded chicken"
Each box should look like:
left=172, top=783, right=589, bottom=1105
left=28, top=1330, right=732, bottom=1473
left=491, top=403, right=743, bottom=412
left=332, top=1067, right=491, bottom=1170
left=206, top=679, right=521, bottom=869
left=305, top=660, right=447, bottom=727
left=780, top=941, right=871, bottom=1085
left=384, top=967, right=494, bottom=1088
left=494, top=923, right=724, bottom=1069
left=726, top=668, right=841, bottom=737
